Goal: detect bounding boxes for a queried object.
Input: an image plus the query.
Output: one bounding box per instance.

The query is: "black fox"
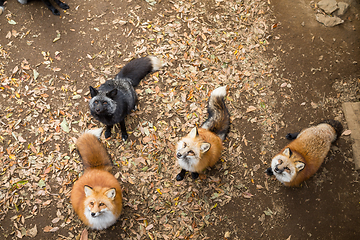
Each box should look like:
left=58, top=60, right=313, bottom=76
left=89, top=56, right=162, bottom=140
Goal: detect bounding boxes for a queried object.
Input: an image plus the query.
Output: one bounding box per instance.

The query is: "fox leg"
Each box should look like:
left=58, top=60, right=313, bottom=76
left=191, top=172, right=199, bottom=180
left=40, top=0, right=61, bottom=15
left=53, top=0, right=69, bottom=9
left=176, top=169, right=187, bottom=181
left=286, top=133, right=299, bottom=140
left=105, top=125, right=113, bottom=138
left=120, top=120, right=128, bottom=141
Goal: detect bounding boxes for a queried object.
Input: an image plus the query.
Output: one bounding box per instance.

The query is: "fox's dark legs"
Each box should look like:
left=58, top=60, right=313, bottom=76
left=176, top=169, right=199, bottom=181
left=105, top=125, right=113, bottom=139
left=53, top=0, right=69, bottom=9
left=176, top=169, right=187, bottom=181
left=120, top=120, right=128, bottom=141
left=286, top=133, right=299, bottom=140
left=191, top=172, right=199, bottom=179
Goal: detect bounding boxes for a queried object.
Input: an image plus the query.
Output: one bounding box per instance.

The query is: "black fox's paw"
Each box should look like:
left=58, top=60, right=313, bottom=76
left=59, top=2, right=69, bottom=10
left=122, top=132, right=128, bottom=141
left=286, top=133, right=298, bottom=140
left=51, top=8, right=61, bottom=15
left=105, top=129, right=112, bottom=138
left=176, top=174, right=184, bottom=181
left=191, top=172, right=199, bottom=180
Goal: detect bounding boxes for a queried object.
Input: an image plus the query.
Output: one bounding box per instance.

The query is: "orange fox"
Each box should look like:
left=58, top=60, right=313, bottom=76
left=71, top=128, right=122, bottom=230
left=266, top=120, right=343, bottom=187
left=175, top=86, right=230, bottom=181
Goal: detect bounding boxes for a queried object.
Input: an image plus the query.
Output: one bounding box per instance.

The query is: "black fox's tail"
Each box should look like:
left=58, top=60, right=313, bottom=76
left=321, top=119, right=343, bottom=141
left=76, top=128, right=113, bottom=172
left=201, top=86, right=230, bottom=141
left=116, top=56, right=163, bottom=87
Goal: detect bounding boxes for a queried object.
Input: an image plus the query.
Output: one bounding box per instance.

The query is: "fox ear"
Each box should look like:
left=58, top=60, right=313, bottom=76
left=89, top=86, right=98, bottom=98
left=188, top=127, right=198, bottom=138
left=295, top=161, right=305, bottom=171
left=84, top=185, right=94, bottom=197
left=200, top=143, right=211, bottom=153
left=282, top=148, right=292, bottom=157
left=106, top=89, right=118, bottom=99
left=105, top=188, right=116, bottom=200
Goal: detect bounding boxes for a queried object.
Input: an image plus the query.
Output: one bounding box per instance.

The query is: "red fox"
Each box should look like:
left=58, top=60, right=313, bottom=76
left=71, top=128, right=122, bottom=230
left=175, top=86, right=230, bottom=181
left=266, top=120, right=343, bottom=187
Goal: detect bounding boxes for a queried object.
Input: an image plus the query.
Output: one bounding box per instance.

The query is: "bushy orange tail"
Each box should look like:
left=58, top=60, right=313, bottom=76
left=76, top=128, right=112, bottom=172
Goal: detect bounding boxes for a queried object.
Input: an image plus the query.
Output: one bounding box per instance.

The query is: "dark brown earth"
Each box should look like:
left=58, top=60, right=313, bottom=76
left=0, top=0, right=359, bottom=240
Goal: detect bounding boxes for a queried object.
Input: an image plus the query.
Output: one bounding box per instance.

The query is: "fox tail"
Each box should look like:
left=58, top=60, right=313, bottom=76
left=76, top=128, right=112, bottom=172
left=321, top=119, right=343, bottom=141
left=201, top=86, right=230, bottom=141
left=116, top=56, right=163, bottom=87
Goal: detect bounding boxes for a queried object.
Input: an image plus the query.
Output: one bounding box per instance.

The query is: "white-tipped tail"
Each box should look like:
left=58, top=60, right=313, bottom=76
left=0, top=6, right=4, bottom=15
left=211, top=86, right=227, bottom=98
left=17, top=0, right=28, bottom=4
left=148, top=56, right=164, bottom=71
left=85, top=128, right=103, bottom=139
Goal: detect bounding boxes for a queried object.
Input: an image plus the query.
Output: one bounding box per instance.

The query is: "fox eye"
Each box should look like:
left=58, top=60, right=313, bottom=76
left=90, top=202, right=94, bottom=206
left=94, top=100, right=98, bottom=104
left=284, top=166, right=290, bottom=171
left=188, top=150, right=194, bottom=155
left=183, top=142, right=187, bottom=148
left=99, top=203, right=105, bottom=207
left=103, top=101, right=107, bottom=105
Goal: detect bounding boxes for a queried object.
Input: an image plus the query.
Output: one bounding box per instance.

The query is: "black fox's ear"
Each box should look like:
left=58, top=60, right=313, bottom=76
left=106, top=89, right=118, bottom=99
left=84, top=185, right=94, bottom=197
left=89, top=86, right=98, bottom=98
left=188, top=127, right=199, bottom=138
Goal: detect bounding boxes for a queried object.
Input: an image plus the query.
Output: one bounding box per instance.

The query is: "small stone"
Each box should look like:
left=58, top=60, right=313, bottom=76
left=317, top=0, right=338, bottom=14
left=316, top=14, right=344, bottom=27
left=335, top=2, right=349, bottom=16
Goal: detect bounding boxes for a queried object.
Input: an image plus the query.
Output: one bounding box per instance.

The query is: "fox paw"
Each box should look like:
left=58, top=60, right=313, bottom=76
left=59, top=2, right=69, bottom=10
left=105, top=129, right=112, bottom=138
left=191, top=172, right=199, bottom=180
left=265, top=167, right=274, bottom=176
left=286, top=133, right=299, bottom=140
left=176, top=174, right=184, bottom=181
left=122, top=132, right=128, bottom=141
left=51, top=8, right=61, bottom=15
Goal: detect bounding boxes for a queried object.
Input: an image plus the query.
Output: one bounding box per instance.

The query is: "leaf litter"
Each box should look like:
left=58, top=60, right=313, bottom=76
left=0, top=0, right=334, bottom=239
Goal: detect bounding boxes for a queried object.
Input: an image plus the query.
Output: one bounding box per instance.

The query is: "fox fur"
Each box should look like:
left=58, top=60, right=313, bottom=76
left=266, top=120, right=343, bottom=187
left=175, top=86, right=230, bottom=181
left=71, top=128, right=122, bottom=230
left=89, top=56, right=162, bottom=140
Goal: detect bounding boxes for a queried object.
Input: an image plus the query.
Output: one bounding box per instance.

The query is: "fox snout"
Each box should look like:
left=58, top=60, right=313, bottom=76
left=95, top=107, right=102, bottom=114
left=91, top=212, right=100, bottom=217
left=176, top=152, right=182, bottom=158
left=274, top=165, right=283, bottom=174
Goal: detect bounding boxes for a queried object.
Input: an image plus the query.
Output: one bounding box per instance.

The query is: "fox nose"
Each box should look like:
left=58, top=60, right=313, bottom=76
left=274, top=166, right=283, bottom=174
left=91, top=212, right=96, bottom=217
left=95, top=108, right=101, bottom=113
left=176, top=153, right=182, bottom=158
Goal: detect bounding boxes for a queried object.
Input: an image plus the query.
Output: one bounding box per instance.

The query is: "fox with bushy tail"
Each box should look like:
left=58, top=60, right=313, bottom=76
left=266, top=120, right=343, bottom=187
left=89, top=56, right=163, bottom=140
left=175, top=86, right=230, bottom=181
left=71, top=128, right=122, bottom=230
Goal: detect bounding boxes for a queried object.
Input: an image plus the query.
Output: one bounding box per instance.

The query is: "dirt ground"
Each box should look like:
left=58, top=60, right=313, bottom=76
left=0, top=0, right=360, bottom=239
